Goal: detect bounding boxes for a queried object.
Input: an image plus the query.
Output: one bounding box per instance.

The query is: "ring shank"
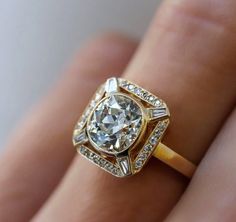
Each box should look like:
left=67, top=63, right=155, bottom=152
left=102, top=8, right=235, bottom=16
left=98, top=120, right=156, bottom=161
left=152, top=143, right=196, bottom=178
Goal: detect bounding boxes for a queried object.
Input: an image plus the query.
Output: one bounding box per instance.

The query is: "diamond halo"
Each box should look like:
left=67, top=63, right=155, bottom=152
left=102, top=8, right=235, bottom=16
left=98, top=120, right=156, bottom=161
left=73, top=77, right=171, bottom=177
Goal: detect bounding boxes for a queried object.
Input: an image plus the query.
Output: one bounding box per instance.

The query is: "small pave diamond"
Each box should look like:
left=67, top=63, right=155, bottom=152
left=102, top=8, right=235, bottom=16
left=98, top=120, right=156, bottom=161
left=148, top=95, right=155, bottom=102
left=87, top=94, right=143, bottom=155
left=78, top=145, right=122, bottom=177
left=144, top=144, right=153, bottom=152
left=128, top=84, right=135, bottom=91
left=118, top=78, right=163, bottom=107
left=134, top=119, right=169, bottom=171
left=154, top=99, right=161, bottom=107
left=135, top=89, right=142, bottom=96
left=150, top=135, right=158, bottom=145
left=135, top=160, right=142, bottom=168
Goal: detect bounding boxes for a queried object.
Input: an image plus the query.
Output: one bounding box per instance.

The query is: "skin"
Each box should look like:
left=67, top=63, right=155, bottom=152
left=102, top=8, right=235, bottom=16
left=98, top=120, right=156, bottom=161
left=0, top=0, right=236, bottom=221
left=165, top=109, right=236, bottom=222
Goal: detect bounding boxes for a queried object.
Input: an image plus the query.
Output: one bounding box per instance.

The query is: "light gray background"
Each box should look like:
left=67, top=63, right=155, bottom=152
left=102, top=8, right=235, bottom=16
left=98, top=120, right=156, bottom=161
left=0, top=0, right=161, bottom=149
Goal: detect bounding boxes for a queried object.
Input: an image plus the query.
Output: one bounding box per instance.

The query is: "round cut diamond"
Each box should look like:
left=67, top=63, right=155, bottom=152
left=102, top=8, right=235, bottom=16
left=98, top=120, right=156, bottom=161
left=87, top=94, right=143, bottom=154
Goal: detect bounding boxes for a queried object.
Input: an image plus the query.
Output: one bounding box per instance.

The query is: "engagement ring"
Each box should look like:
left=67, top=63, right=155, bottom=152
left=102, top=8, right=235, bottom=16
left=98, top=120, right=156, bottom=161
left=73, top=77, right=196, bottom=178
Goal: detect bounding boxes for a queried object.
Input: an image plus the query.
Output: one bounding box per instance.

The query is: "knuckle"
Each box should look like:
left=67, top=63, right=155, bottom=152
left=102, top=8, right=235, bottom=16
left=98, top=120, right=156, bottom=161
left=156, top=0, right=235, bottom=35
left=150, top=0, right=236, bottom=79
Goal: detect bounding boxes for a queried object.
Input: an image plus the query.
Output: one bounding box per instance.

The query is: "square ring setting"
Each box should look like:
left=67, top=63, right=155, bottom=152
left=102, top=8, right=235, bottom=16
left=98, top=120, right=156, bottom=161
left=73, top=77, right=170, bottom=177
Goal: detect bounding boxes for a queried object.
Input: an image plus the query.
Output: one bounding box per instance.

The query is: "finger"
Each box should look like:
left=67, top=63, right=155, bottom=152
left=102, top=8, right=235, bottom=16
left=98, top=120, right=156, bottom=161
left=165, top=108, right=236, bottom=222
left=125, top=0, right=236, bottom=161
left=33, top=0, right=236, bottom=221
left=0, top=34, right=137, bottom=222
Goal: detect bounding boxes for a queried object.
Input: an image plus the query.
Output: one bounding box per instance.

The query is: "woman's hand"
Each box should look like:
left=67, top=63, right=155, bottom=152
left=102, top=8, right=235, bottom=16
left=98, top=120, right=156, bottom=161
left=0, top=0, right=235, bottom=221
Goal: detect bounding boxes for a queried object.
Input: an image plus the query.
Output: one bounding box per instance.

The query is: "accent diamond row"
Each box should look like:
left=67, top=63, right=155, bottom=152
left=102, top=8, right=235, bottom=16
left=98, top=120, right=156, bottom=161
left=118, top=78, right=163, bottom=107
left=78, top=145, right=122, bottom=177
left=134, top=119, right=169, bottom=171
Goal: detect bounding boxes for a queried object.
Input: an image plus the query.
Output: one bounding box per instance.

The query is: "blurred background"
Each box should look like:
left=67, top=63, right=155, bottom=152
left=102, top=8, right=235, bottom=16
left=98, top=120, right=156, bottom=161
left=0, top=0, right=161, bottom=149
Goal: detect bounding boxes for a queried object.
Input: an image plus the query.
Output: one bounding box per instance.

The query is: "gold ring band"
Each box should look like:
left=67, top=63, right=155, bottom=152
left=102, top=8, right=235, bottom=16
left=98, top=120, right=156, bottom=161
left=72, top=77, right=196, bottom=178
left=153, top=143, right=196, bottom=178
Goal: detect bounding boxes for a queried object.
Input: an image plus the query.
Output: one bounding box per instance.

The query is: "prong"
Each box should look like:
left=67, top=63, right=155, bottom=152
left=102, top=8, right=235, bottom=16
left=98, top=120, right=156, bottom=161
left=147, top=106, right=170, bottom=121
left=105, top=77, right=119, bottom=94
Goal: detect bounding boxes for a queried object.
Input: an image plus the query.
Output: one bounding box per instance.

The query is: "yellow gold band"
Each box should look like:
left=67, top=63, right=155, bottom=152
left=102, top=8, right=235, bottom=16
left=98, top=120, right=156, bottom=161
left=153, top=143, right=196, bottom=178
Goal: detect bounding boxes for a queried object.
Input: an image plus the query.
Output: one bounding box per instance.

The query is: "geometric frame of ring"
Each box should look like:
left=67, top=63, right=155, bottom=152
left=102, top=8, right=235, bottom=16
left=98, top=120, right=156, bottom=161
left=73, top=77, right=171, bottom=178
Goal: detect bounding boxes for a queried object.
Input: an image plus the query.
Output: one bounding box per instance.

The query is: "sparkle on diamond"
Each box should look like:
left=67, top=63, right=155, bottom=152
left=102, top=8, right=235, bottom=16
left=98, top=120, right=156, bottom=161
left=87, top=94, right=143, bottom=154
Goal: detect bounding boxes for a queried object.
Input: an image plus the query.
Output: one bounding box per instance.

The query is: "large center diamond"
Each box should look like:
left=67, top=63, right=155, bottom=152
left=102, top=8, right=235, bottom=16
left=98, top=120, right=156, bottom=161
left=87, top=94, right=143, bottom=154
